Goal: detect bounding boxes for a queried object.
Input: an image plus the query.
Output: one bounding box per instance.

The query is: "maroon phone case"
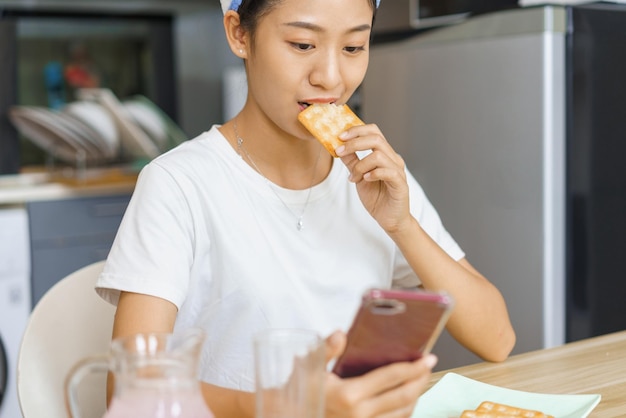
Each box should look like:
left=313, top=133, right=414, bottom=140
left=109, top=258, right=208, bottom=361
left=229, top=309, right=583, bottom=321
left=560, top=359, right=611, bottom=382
left=332, top=288, right=454, bottom=378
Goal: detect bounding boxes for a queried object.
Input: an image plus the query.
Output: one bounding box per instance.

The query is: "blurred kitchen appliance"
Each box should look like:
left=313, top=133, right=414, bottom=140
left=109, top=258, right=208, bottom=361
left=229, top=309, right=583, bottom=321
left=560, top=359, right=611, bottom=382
left=0, top=207, right=31, bottom=418
left=362, top=3, right=626, bottom=369
left=374, top=0, right=519, bottom=33
left=0, top=9, right=177, bottom=173
left=222, top=65, right=247, bottom=121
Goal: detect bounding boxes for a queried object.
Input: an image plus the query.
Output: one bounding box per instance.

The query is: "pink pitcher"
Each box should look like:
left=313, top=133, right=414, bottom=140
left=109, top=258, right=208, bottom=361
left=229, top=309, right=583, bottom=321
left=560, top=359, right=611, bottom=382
left=65, top=329, right=214, bottom=418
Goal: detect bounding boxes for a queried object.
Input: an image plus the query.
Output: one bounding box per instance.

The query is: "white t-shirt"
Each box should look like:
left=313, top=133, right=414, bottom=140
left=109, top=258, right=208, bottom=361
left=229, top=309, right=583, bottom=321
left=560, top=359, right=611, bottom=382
left=96, top=126, right=464, bottom=391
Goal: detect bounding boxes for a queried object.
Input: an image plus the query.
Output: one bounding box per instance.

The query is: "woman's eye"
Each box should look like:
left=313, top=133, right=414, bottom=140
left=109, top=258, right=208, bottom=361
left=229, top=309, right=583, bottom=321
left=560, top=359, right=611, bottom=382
left=291, top=42, right=314, bottom=51
left=345, top=46, right=366, bottom=54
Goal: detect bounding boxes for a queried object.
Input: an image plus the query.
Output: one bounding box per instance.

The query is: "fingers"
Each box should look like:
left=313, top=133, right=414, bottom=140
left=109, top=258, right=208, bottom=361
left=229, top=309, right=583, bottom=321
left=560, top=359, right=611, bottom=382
left=347, top=151, right=406, bottom=185
left=325, top=355, right=437, bottom=418
left=325, top=330, right=347, bottom=364
left=362, top=356, right=436, bottom=418
left=335, top=124, right=405, bottom=184
left=375, top=403, right=417, bottom=418
left=336, top=124, right=402, bottom=162
left=363, top=354, right=437, bottom=397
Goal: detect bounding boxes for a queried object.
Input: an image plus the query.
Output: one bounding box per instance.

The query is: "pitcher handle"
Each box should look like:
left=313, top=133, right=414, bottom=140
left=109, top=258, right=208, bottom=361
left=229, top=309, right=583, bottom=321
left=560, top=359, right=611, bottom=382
left=64, top=354, right=110, bottom=418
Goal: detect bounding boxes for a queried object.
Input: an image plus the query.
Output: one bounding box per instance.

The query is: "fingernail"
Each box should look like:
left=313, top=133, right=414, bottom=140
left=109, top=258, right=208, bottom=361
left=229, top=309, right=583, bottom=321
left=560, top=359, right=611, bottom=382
left=335, top=145, right=346, bottom=156
left=424, top=354, right=438, bottom=369
left=339, top=131, right=349, bottom=139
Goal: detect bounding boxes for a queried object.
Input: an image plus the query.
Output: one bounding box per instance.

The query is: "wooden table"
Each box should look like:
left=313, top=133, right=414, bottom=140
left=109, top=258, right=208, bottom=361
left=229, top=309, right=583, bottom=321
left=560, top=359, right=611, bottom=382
left=428, top=331, right=626, bottom=417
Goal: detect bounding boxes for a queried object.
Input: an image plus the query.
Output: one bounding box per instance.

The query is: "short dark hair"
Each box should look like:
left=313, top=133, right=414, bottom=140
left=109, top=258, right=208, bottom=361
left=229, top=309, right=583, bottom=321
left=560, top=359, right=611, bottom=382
left=236, top=0, right=377, bottom=40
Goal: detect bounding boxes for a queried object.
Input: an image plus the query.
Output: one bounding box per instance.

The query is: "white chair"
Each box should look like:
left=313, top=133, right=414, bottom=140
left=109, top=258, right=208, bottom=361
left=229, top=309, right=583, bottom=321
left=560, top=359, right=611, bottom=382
left=17, top=261, right=114, bottom=418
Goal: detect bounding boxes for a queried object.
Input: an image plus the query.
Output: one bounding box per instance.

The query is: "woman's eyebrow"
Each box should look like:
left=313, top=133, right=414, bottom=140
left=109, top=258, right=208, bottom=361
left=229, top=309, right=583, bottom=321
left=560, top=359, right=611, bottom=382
left=283, top=21, right=371, bottom=33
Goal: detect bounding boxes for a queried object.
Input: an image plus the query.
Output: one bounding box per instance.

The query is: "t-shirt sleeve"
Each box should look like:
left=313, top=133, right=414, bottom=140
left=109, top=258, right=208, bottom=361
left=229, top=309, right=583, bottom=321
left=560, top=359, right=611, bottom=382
left=95, top=162, right=195, bottom=309
left=392, top=169, right=465, bottom=288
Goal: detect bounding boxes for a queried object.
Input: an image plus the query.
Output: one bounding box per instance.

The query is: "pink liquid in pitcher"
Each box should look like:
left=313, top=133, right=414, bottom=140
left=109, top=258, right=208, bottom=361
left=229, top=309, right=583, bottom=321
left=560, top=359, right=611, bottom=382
left=103, top=388, right=214, bottom=418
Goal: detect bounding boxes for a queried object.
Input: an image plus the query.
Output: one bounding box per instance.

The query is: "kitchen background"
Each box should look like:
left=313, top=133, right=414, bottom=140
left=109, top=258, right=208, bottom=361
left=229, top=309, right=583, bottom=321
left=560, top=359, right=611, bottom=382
left=1, top=3, right=237, bottom=418
left=2, top=1, right=626, bottom=417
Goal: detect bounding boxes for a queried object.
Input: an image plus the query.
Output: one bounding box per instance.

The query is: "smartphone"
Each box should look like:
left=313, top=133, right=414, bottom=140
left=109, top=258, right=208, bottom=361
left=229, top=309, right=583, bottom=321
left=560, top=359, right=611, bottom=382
left=332, top=288, right=454, bottom=378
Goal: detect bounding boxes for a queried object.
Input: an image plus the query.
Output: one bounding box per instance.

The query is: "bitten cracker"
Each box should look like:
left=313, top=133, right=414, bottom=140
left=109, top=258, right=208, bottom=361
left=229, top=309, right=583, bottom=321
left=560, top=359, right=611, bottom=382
left=298, top=103, right=364, bottom=157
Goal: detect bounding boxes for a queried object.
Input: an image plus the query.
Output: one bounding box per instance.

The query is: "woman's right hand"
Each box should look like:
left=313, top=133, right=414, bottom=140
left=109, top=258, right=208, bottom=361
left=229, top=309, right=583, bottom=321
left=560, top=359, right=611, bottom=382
left=323, top=331, right=437, bottom=418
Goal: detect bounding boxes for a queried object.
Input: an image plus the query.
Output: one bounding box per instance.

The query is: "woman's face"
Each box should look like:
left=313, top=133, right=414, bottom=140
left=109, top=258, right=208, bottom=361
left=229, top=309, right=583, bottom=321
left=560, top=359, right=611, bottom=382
left=244, top=0, right=373, bottom=139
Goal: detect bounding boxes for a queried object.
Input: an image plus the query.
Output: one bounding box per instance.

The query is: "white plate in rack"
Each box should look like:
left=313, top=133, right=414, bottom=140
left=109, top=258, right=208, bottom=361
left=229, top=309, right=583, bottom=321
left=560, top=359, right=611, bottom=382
left=77, top=88, right=160, bottom=160
left=9, top=106, right=89, bottom=164
left=63, top=101, right=120, bottom=159
left=122, top=95, right=187, bottom=151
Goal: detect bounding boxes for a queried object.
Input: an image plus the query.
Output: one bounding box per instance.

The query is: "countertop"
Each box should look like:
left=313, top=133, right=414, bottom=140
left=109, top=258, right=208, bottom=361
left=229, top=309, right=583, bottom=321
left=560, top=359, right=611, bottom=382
left=427, top=331, right=626, bottom=417
left=0, top=167, right=138, bottom=205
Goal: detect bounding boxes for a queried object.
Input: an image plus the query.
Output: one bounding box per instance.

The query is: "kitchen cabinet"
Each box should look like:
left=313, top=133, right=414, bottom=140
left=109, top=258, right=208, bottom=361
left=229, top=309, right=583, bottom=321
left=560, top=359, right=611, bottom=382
left=0, top=171, right=134, bottom=418
left=26, top=193, right=130, bottom=306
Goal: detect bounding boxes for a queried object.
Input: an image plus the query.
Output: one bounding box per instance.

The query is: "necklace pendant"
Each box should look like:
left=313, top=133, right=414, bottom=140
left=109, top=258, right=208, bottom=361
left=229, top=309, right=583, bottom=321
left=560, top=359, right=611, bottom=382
left=234, top=121, right=319, bottom=233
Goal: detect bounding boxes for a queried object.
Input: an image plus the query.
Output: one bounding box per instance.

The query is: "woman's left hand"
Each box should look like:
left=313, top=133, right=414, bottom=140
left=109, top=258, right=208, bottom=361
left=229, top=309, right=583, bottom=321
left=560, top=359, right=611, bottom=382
left=335, top=124, right=410, bottom=233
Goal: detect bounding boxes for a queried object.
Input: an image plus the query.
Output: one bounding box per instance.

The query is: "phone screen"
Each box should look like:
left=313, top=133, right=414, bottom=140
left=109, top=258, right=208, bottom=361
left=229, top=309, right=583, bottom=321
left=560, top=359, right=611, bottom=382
left=332, top=288, right=454, bottom=378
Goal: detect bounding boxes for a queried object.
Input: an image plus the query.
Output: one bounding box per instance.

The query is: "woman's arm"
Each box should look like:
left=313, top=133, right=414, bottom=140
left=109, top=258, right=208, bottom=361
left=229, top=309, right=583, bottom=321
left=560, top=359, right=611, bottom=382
left=108, top=292, right=178, bottom=404
left=337, top=124, right=516, bottom=362
left=389, top=219, right=516, bottom=362
left=111, top=291, right=256, bottom=417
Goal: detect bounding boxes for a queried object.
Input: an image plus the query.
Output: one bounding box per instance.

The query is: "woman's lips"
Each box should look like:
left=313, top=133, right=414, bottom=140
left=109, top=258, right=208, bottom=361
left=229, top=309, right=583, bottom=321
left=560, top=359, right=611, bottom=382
left=298, top=100, right=338, bottom=111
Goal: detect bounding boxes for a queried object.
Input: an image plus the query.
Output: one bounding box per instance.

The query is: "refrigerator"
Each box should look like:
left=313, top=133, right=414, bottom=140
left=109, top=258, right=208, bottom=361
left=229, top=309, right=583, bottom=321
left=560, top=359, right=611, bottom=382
left=362, top=3, right=626, bottom=370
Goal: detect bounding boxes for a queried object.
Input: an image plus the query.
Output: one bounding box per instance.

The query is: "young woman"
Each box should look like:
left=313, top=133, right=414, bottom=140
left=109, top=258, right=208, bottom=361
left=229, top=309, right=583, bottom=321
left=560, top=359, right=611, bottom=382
left=96, top=0, right=516, bottom=416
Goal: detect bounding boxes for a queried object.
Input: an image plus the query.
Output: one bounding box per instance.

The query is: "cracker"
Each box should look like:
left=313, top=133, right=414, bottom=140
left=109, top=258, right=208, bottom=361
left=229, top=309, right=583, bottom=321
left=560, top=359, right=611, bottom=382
left=459, top=401, right=554, bottom=418
left=297, top=103, right=364, bottom=157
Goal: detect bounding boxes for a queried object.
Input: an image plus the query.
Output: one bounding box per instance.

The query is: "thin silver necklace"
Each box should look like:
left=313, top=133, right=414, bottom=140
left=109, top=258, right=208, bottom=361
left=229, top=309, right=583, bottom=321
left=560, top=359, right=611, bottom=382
left=233, top=122, right=322, bottom=231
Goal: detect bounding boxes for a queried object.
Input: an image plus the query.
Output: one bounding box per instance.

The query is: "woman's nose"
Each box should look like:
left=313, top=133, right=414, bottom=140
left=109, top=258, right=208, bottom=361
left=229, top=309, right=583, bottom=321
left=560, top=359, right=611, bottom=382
left=309, top=51, right=342, bottom=90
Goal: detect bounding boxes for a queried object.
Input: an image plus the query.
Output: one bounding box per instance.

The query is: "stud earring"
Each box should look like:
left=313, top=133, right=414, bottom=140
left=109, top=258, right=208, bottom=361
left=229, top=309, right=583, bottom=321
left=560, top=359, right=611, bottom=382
left=239, top=49, right=244, bottom=54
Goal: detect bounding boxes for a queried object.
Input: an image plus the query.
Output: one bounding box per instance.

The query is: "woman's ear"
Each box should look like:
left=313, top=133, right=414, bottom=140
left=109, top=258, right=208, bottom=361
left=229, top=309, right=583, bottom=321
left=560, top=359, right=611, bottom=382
left=223, top=10, right=248, bottom=59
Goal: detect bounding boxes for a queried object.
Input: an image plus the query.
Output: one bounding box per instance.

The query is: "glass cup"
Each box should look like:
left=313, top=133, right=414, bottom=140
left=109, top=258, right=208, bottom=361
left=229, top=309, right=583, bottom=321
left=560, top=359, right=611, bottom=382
left=254, top=329, right=326, bottom=418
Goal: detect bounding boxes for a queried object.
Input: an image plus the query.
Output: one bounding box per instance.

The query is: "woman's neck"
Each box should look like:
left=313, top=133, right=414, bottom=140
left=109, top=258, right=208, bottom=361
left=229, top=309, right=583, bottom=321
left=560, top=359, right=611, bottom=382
left=221, top=116, right=333, bottom=190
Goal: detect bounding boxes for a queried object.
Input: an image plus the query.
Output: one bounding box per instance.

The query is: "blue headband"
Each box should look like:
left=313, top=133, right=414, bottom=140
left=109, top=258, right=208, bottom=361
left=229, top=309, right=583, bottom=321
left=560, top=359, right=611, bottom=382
left=222, top=0, right=242, bottom=13
left=221, top=0, right=381, bottom=14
